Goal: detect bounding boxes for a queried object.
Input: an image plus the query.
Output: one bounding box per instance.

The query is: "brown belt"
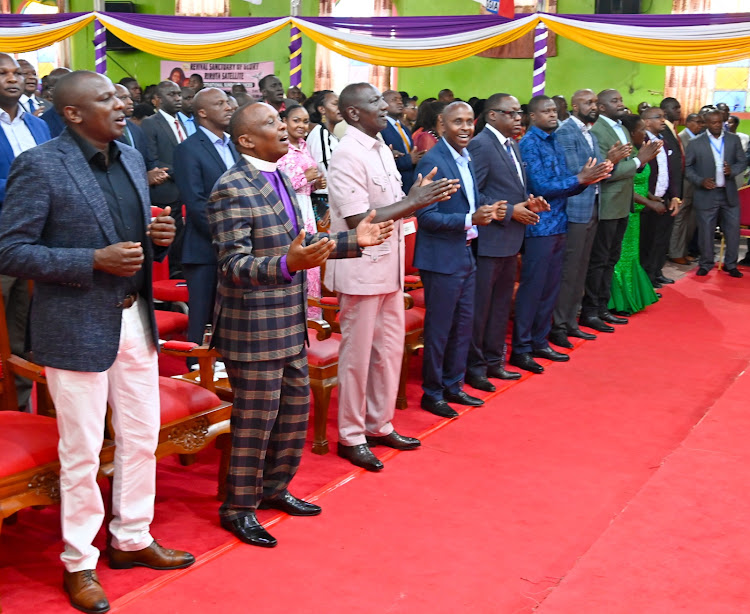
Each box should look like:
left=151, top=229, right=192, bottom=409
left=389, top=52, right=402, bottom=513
left=117, top=293, right=138, bottom=309
left=466, top=240, right=472, bottom=246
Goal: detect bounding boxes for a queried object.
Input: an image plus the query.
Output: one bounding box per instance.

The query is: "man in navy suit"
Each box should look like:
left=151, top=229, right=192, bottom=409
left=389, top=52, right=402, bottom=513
left=174, top=88, right=237, bottom=348
left=414, top=102, right=504, bottom=417
left=0, top=53, right=51, bottom=411
left=381, top=89, right=424, bottom=192
left=465, top=93, right=548, bottom=390
left=0, top=70, right=194, bottom=614
left=40, top=66, right=71, bottom=138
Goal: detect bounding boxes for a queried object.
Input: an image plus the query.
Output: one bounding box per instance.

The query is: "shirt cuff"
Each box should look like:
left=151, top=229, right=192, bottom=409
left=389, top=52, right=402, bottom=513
left=633, top=158, right=641, bottom=170
left=280, top=255, right=295, bottom=282
left=465, top=213, right=473, bottom=230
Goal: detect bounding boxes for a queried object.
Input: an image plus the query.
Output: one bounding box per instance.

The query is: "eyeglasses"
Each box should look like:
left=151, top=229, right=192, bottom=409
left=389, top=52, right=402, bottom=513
left=489, top=109, right=522, bottom=118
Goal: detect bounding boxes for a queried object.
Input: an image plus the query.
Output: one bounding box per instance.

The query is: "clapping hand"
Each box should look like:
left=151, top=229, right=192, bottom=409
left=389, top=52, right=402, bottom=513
left=526, top=194, right=550, bottom=213
left=409, top=167, right=460, bottom=207
left=356, top=209, right=395, bottom=247
left=472, top=204, right=497, bottom=226
left=491, top=200, right=508, bottom=221
left=286, top=230, right=335, bottom=272
left=577, top=158, right=613, bottom=185
left=607, top=141, right=632, bottom=164
left=147, top=205, right=176, bottom=246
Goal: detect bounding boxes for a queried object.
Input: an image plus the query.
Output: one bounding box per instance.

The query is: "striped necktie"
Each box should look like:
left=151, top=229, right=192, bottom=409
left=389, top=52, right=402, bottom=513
left=395, top=120, right=411, bottom=152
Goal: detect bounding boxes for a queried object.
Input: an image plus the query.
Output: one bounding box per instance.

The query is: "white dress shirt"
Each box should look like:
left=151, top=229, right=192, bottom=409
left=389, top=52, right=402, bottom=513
left=199, top=125, right=235, bottom=169
left=442, top=137, right=478, bottom=241
left=600, top=115, right=641, bottom=170
left=485, top=122, right=525, bottom=185
left=708, top=132, right=726, bottom=187
left=646, top=130, right=669, bottom=198
left=0, top=106, right=37, bottom=158
left=159, top=109, right=187, bottom=143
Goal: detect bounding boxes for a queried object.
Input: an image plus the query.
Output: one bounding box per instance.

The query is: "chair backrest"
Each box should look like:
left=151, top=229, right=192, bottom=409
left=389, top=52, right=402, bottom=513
left=150, top=206, right=171, bottom=282
left=0, top=290, right=19, bottom=411
left=739, top=186, right=750, bottom=227
left=403, top=216, right=418, bottom=276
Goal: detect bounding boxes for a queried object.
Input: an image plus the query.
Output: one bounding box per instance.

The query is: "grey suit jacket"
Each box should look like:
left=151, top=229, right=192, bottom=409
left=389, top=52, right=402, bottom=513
left=685, top=131, right=747, bottom=209
left=591, top=116, right=639, bottom=220
left=0, top=129, right=161, bottom=372
left=141, top=111, right=185, bottom=204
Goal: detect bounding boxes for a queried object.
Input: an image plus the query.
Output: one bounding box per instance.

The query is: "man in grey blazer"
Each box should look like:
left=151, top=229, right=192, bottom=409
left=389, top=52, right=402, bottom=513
left=0, top=71, right=194, bottom=614
left=685, top=109, right=748, bottom=277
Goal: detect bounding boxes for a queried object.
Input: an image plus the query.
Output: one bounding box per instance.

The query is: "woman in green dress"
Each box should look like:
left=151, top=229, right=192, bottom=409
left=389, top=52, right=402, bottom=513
left=608, top=115, right=661, bottom=315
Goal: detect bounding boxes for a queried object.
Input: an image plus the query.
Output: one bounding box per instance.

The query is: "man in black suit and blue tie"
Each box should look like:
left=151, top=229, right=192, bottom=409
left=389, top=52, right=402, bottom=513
left=414, top=102, right=505, bottom=418
left=174, top=88, right=238, bottom=348
left=381, top=89, right=424, bottom=192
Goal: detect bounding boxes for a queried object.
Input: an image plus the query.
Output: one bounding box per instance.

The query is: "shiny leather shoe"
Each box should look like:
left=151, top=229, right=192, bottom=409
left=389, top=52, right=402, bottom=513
left=63, top=570, right=110, bottom=614
left=548, top=331, right=574, bottom=349
left=444, top=390, right=484, bottom=406
left=696, top=267, right=710, bottom=276
left=579, top=315, right=614, bottom=333
left=656, top=275, right=675, bottom=284
left=726, top=268, right=744, bottom=278
left=652, top=280, right=663, bottom=289
left=600, top=311, right=628, bottom=325
left=486, top=366, right=522, bottom=380
left=465, top=375, right=496, bottom=392
left=107, top=540, right=195, bottom=570
left=337, top=443, right=384, bottom=471
left=420, top=395, right=459, bottom=419
left=532, top=346, right=570, bottom=362
left=567, top=327, right=596, bottom=340
left=220, top=513, right=277, bottom=548
left=258, top=491, right=322, bottom=516
left=366, top=431, right=421, bottom=450
left=508, top=352, right=544, bottom=374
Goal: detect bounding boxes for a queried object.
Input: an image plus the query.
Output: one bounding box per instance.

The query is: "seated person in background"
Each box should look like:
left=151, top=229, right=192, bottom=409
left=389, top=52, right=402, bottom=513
left=412, top=100, right=445, bottom=153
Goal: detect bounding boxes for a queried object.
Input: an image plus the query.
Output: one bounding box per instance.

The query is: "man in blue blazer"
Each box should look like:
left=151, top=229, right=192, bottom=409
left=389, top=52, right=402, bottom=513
left=174, top=88, right=238, bottom=348
left=0, top=53, right=51, bottom=411
left=381, top=89, right=424, bottom=193
left=414, top=102, right=503, bottom=416
left=0, top=71, right=194, bottom=613
left=465, top=93, right=548, bottom=389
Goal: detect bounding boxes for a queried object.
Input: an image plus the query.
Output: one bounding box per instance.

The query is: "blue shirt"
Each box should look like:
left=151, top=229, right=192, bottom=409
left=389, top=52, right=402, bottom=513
left=518, top=125, right=582, bottom=237
left=442, top=137, right=478, bottom=241
left=178, top=112, right=196, bottom=136
left=199, top=126, right=235, bottom=170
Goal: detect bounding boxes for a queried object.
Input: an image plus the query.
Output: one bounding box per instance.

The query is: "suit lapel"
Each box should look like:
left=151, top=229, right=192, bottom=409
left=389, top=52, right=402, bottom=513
left=487, top=130, right=524, bottom=192
left=58, top=132, right=120, bottom=244
left=197, top=130, right=226, bottom=172
left=156, top=112, right=178, bottom=147
left=242, top=158, right=297, bottom=240
left=0, top=125, right=14, bottom=168
left=437, top=140, right=469, bottom=209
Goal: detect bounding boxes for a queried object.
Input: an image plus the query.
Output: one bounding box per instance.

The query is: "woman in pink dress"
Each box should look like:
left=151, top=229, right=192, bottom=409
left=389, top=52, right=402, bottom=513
left=278, top=104, right=326, bottom=318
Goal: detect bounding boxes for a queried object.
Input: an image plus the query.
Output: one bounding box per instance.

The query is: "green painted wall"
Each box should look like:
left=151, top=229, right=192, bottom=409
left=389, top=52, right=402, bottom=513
left=394, top=0, right=672, bottom=111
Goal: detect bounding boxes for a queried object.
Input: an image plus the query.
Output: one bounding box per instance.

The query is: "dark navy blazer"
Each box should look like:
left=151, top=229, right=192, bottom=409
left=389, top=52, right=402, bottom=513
left=41, top=106, right=65, bottom=138
left=413, top=138, right=480, bottom=275
left=381, top=120, right=415, bottom=190
left=0, top=112, right=51, bottom=206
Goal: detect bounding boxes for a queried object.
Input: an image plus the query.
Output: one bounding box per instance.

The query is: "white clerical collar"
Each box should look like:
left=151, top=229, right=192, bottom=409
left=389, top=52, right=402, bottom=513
left=242, top=153, right=277, bottom=172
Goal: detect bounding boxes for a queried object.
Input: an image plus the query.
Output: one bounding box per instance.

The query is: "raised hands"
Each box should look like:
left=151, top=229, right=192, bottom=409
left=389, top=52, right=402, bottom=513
left=607, top=141, right=632, bottom=165
left=356, top=209, right=395, bottom=247
left=408, top=167, right=461, bottom=209
left=637, top=139, right=662, bottom=165
left=286, top=230, right=335, bottom=272
left=577, top=158, right=613, bottom=185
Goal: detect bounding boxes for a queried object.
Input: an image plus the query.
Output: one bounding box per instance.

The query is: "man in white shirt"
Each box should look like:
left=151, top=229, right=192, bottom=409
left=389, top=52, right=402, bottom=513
left=17, top=59, right=48, bottom=116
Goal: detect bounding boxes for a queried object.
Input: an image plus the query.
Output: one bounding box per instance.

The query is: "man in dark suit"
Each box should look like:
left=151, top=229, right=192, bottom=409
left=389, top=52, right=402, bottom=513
left=39, top=67, right=72, bottom=137
left=141, top=80, right=187, bottom=276
left=207, top=102, right=394, bottom=548
left=465, top=93, right=548, bottom=388
left=414, top=102, right=503, bottom=409
left=381, top=89, right=424, bottom=191
left=174, top=88, right=237, bottom=349
left=17, top=59, right=49, bottom=115
left=0, top=52, right=51, bottom=411
left=259, top=74, right=294, bottom=112
left=685, top=109, right=748, bottom=277
left=0, top=70, right=194, bottom=614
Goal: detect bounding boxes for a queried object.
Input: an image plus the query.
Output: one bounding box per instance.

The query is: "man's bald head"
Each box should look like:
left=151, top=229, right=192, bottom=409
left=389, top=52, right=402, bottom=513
left=338, top=82, right=388, bottom=137
left=53, top=71, right=106, bottom=115
left=0, top=53, right=23, bottom=112
left=229, top=102, right=288, bottom=161
left=194, top=87, right=232, bottom=133
left=571, top=89, right=594, bottom=107
left=571, top=89, right=598, bottom=124
left=46, top=67, right=72, bottom=91
left=193, top=87, right=226, bottom=114
left=114, top=83, right=134, bottom=117
left=338, top=82, right=375, bottom=123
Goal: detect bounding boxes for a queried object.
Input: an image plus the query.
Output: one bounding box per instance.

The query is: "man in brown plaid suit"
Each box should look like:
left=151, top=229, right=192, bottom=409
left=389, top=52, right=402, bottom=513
left=207, top=102, right=395, bottom=548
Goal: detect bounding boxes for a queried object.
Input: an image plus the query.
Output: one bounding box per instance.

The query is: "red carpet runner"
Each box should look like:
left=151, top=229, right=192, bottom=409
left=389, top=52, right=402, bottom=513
left=2, top=272, right=750, bottom=613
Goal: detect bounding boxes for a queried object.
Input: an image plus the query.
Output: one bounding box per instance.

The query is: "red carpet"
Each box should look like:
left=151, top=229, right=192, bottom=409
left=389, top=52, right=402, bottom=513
left=2, top=272, right=750, bottom=613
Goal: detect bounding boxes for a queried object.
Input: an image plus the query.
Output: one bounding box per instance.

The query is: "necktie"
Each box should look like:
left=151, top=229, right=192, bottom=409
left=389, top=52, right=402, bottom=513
left=174, top=118, right=185, bottom=143
left=28, top=98, right=35, bottom=113
left=395, top=120, right=411, bottom=152
left=122, top=126, right=132, bottom=146
left=505, top=141, right=513, bottom=157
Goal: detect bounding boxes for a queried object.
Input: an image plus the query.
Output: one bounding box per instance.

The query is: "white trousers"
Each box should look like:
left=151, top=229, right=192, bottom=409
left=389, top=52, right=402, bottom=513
left=46, top=298, right=160, bottom=572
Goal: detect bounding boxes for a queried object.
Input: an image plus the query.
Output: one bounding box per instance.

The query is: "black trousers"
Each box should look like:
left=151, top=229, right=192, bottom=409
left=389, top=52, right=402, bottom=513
left=581, top=216, right=629, bottom=319
left=640, top=208, right=675, bottom=282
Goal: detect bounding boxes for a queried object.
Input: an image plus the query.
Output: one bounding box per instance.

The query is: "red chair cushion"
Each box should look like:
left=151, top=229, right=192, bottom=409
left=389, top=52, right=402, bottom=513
left=158, top=376, right=223, bottom=424
left=152, top=280, right=189, bottom=303
left=409, top=288, right=425, bottom=309
left=307, top=336, right=340, bottom=367
left=404, top=274, right=421, bottom=285
left=320, top=296, right=339, bottom=306
left=404, top=307, right=425, bottom=332
left=155, top=310, right=189, bottom=337
left=0, top=413, right=59, bottom=478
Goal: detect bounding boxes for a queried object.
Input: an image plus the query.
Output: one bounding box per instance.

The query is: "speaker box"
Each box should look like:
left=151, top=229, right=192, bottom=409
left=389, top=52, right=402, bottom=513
left=104, top=1, right=136, bottom=52
left=595, top=0, right=641, bottom=13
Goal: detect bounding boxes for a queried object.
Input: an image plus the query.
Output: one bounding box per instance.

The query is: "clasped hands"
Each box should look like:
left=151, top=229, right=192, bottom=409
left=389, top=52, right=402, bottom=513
left=512, top=194, right=550, bottom=225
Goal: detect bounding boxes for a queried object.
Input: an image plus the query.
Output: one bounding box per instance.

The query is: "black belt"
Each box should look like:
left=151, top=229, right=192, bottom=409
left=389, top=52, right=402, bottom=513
left=116, top=293, right=138, bottom=309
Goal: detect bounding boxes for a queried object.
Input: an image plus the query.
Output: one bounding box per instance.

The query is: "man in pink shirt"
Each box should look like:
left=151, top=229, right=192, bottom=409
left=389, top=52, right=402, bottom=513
left=327, top=82, right=459, bottom=471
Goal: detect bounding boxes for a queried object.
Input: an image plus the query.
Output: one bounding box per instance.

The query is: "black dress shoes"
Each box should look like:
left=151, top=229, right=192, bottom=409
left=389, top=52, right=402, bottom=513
left=567, top=327, right=596, bottom=340
left=221, top=513, right=277, bottom=548
left=465, top=375, right=496, bottom=392
left=486, top=366, right=522, bottom=380
left=696, top=267, right=710, bottom=276
left=509, top=352, right=544, bottom=374
left=444, top=390, right=484, bottom=406
left=366, top=431, right=421, bottom=450
left=337, top=443, right=384, bottom=471
left=548, top=331, right=574, bottom=349
left=420, top=396, right=459, bottom=419
left=726, top=268, right=744, bottom=278
left=258, top=491, right=322, bottom=516
left=656, top=275, right=675, bottom=284
left=579, top=315, right=614, bottom=333
left=532, top=346, right=570, bottom=362
left=652, top=280, right=663, bottom=289
left=600, top=311, right=628, bottom=325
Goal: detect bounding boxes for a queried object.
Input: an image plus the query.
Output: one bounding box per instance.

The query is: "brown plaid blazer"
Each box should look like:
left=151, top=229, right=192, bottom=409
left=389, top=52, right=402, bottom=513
left=208, top=156, right=361, bottom=363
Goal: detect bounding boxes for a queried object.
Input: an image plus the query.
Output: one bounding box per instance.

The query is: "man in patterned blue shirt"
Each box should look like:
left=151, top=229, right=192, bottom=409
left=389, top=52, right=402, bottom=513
left=510, top=95, right=612, bottom=374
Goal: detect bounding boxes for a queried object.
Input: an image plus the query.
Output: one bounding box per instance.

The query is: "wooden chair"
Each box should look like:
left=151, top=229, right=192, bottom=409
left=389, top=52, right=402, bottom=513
left=151, top=206, right=189, bottom=313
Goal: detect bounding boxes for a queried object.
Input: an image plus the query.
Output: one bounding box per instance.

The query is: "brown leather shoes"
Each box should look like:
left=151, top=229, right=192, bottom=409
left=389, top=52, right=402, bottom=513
left=63, top=569, right=110, bottom=614
left=107, top=540, right=195, bottom=570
